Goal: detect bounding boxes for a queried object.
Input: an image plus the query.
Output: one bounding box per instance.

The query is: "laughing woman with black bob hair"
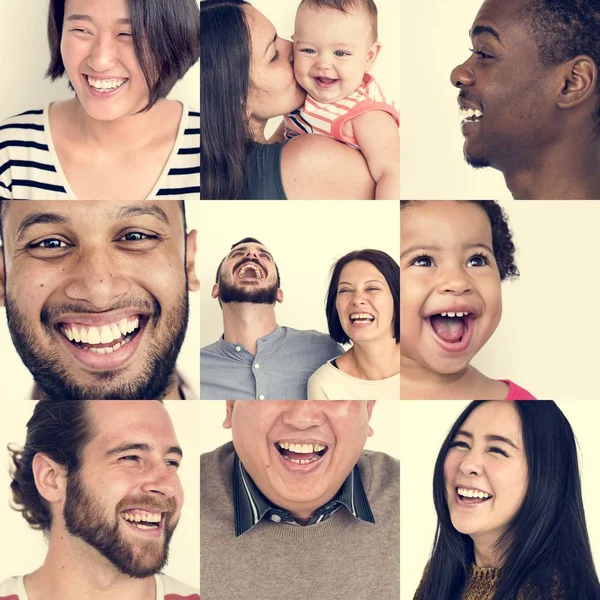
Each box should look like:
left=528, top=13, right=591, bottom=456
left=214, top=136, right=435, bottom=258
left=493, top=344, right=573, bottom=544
left=414, top=400, right=600, bottom=600
left=0, top=0, right=200, bottom=200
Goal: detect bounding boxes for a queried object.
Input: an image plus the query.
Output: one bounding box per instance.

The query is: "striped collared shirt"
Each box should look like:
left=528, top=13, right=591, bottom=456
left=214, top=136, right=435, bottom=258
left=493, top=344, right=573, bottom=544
left=232, top=453, right=375, bottom=537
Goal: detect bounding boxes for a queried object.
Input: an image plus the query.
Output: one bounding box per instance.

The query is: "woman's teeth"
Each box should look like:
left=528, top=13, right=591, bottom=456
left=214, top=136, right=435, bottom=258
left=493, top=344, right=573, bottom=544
left=86, top=75, right=127, bottom=92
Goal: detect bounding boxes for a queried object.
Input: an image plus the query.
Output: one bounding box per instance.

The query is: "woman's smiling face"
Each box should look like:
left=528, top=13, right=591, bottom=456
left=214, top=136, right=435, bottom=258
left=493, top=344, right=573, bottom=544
left=245, top=5, right=306, bottom=124
left=60, top=0, right=151, bottom=120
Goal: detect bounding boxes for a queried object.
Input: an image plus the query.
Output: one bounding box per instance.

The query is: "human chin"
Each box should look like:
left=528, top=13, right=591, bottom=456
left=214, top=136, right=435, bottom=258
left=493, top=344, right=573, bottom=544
left=5, top=292, right=188, bottom=400
left=463, top=138, right=492, bottom=169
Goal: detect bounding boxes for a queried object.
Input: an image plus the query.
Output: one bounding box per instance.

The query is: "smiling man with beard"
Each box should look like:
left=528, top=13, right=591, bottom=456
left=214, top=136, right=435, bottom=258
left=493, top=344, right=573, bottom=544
left=452, top=0, right=600, bottom=200
left=0, top=200, right=199, bottom=400
left=200, top=237, right=342, bottom=400
left=0, top=400, right=199, bottom=600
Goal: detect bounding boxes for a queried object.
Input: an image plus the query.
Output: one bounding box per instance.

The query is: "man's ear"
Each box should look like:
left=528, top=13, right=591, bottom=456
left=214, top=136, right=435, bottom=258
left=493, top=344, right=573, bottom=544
left=32, top=453, right=68, bottom=505
left=556, top=55, right=597, bottom=109
left=0, top=246, right=5, bottom=308
left=186, top=230, right=200, bottom=292
left=365, top=41, right=382, bottom=72
left=212, top=283, right=220, bottom=299
left=276, top=288, right=284, bottom=303
left=223, top=401, right=235, bottom=429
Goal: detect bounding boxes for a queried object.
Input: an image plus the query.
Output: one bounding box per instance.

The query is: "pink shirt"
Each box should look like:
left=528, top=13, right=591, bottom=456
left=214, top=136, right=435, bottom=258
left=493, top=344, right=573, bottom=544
left=501, top=379, right=537, bottom=400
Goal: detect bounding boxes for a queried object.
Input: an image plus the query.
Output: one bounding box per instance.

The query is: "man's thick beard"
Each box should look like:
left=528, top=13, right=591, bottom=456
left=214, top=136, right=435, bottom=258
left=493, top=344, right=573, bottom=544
left=4, top=291, right=189, bottom=400
left=63, top=471, right=177, bottom=579
left=464, top=149, right=491, bottom=169
left=218, top=278, right=278, bottom=305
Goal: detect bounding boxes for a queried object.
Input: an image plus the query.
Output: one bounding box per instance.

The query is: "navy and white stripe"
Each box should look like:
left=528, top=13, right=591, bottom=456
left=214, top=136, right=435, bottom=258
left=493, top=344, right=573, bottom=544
left=0, top=105, right=200, bottom=199
left=233, top=453, right=375, bottom=537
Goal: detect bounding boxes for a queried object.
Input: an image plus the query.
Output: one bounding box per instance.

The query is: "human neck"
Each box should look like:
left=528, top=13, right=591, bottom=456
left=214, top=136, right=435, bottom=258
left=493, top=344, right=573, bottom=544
left=472, top=535, right=503, bottom=568
left=501, top=135, right=600, bottom=200
left=248, top=117, right=268, bottom=144
left=24, top=536, right=156, bottom=600
left=221, top=303, right=277, bottom=356
left=344, top=339, right=400, bottom=380
left=67, top=97, right=174, bottom=152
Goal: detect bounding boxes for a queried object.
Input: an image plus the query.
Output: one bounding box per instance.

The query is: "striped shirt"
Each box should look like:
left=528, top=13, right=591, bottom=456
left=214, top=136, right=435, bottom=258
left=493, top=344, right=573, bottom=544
left=0, top=104, right=200, bottom=199
left=232, top=453, right=375, bottom=537
left=284, top=73, right=399, bottom=150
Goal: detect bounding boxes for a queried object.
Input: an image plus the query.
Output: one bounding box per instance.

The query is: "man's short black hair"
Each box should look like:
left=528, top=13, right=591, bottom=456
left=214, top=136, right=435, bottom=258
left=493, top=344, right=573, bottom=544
left=520, top=0, right=600, bottom=128
left=325, top=249, right=400, bottom=344
left=46, top=0, right=200, bottom=112
left=215, top=237, right=281, bottom=287
left=400, top=200, right=520, bottom=281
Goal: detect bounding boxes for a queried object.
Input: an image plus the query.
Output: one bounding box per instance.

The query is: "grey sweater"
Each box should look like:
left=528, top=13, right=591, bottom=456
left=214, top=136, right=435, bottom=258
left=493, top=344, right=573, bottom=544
left=200, top=442, right=399, bottom=600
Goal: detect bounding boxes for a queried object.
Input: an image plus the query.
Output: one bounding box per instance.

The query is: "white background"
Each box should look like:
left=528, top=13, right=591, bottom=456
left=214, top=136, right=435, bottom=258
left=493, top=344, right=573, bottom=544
left=250, top=0, right=400, bottom=138
left=0, top=1, right=200, bottom=122
left=0, top=401, right=200, bottom=588
left=400, top=400, right=600, bottom=600
left=468, top=200, right=600, bottom=400
left=0, top=201, right=200, bottom=399
left=400, top=0, right=510, bottom=199
left=199, top=201, right=400, bottom=347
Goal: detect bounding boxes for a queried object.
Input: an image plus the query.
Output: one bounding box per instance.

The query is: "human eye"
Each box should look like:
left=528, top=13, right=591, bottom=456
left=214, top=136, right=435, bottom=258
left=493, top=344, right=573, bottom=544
left=28, top=238, right=70, bottom=250
left=488, top=446, right=509, bottom=457
left=166, top=458, right=181, bottom=469
left=334, top=50, right=350, bottom=57
left=299, top=48, right=316, bottom=54
left=410, top=254, right=434, bottom=267
left=466, top=253, right=490, bottom=267
left=120, top=454, right=141, bottom=463
left=270, top=49, right=280, bottom=62
left=468, top=47, right=493, bottom=60
left=338, top=287, right=352, bottom=294
left=259, top=252, right=271, bottom=260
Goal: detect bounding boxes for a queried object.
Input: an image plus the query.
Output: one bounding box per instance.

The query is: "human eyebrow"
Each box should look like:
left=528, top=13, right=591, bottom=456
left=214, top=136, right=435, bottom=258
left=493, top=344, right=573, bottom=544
left=263, top=32, right=277, bottom=57
left=66, top=14, right=131, bottom=25
left=116, top=204, right=170, bottom=226
left=464, top=243, right=494, bottom=255
left=469, top=25, right=502, bottom=44
left=400, top=244, right=440, bottom=259
left=455, top=430, right=519, bottom=451
left=105, top=442, right=183, bottom=459
left=16, top=212, right=70, bottom=243
left=338, top=279, right=383, bottom=286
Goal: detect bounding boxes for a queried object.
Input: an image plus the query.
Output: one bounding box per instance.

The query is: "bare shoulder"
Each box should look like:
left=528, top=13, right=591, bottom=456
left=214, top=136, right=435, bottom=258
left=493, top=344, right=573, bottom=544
left=280, top=135, right=375, bottom=200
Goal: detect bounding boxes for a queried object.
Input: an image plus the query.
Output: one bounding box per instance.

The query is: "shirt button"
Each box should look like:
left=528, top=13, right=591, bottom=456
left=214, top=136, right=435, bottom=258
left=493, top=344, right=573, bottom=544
left=270, top=514, right=281, bottom=523
left=235, top=346, right=241, bottom=352
left=259, top=395, right=265, bottom=400
left=254, top=363, right=260, bottom=369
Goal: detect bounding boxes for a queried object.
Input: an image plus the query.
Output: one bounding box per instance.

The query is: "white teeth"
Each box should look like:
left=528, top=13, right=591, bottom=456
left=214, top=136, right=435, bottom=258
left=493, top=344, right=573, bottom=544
left=61, top=317, right=142, bottom=347
left=277, top=441, right=326, bottom=453
left=100, top=325, right=113, bottom=344
left=87, top=326, right=101, bottom=344
left=457, top=487, right=491, bottom=499
left=440, top=311, right=469, bottom=318
left=237, top=263, right=263, bottom=279
left=459, top=108, right=483, bottom=123
left=87, top=75, right=127, bottom=91
left=350, top=312, right=375, bottom=323
left=110, top=323, right=121, bottom=340
left=122, top=511, right=162, bottom=523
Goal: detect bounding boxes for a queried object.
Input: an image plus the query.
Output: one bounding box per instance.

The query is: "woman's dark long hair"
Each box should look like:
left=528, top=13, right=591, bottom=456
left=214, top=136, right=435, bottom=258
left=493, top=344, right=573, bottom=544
left=200, top=0, right=255, bottom=199
left=416, top=401, right=600, bottom=600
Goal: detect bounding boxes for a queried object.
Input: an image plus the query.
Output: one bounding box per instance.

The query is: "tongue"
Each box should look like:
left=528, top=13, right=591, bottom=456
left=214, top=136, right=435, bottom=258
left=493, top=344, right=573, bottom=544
left=431, top=316, right=464, bottom=343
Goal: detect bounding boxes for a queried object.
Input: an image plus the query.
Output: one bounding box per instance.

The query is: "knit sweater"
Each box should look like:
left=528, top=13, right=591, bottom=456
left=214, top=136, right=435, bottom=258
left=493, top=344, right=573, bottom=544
left=200, top=442, right=399, bottom=600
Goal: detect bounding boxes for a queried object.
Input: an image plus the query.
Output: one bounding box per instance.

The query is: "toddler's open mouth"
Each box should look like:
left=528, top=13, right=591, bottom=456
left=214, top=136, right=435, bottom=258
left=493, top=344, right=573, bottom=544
left=427, top=311, right=477, bottom=353
left=314, top=76, right=338, bottom=88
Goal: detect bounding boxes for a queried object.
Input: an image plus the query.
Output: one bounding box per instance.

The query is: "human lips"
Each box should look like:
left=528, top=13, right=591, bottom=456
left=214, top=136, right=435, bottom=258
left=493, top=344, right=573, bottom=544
left=348, top=311, right=376, bottom=326
left=424, top=305, right=479, bottom=353
left=274, top=438, right=330, bottom=469
left=82, top=73, right=129, bottom=96
left=454, top=485, right=494, bottom=508
left=120, top=507, right=169, bottom=537
left=458, top=98, right=484, bottom=131
left=313, top=75, right=339, bottom=88
left=234, top=260, right=266, bottom=280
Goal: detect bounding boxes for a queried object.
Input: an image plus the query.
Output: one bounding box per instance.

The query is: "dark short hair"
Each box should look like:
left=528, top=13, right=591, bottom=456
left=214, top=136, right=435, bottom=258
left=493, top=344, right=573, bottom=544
left=325, top=249, right=400, bottom=344
left=400, top=200, right=520, bottom=281
left=46, top=0, right=200, bottom=112
left=215, top=237, right=281, bottom=287
left=520, top=0, right=600, bottom=128
left=200, top=0, right=254, bottom=199
left=297, top=0, right=378, bottom=41
left=416, top=400, right=600, bottom=600
left=9, top=401, right=93, bottom=532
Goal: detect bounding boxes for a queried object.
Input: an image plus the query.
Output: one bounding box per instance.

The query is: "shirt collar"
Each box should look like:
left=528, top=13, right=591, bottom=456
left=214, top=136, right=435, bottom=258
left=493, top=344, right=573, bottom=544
left=216, top=325, right=286, bottom=359
left=232, top=452, right=375, bottom=537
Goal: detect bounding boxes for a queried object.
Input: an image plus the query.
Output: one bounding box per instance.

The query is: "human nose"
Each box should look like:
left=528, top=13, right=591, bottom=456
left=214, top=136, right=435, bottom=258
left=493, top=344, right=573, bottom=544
left=450, top=58, right=475, bottom=89
left=140, top=460, right=180, bottom=499
left=63, top=247, right=131, bottom=308
left=436, top=265, right=472, bottom=295
left=281, top=401, right=326, bottom=429
left=350, top=289, right=368, bottom=306
left=87, top=34, right=119, bottom=72
left=458, top=452, right=483, bottom=477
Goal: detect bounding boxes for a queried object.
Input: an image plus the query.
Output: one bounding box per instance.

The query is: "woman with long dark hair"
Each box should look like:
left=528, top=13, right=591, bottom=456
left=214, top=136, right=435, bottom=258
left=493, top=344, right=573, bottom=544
left=200, top=0, right=376, bottom=199
left=415, top=400, right=600, bottom=600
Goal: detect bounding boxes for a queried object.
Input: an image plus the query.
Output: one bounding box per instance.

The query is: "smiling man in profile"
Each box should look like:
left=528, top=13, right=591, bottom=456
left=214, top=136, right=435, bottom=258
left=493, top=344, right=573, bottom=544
left=200, top=400, right=399, bottom=600
left=0, top=400, right=199, bottom=600
left=452, top=0, right=600, bottom=199
left=0, top=200, right=199, bottom=399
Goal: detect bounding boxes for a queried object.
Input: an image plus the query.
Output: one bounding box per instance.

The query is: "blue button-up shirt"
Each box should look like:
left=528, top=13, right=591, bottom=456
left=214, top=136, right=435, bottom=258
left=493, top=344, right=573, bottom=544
left=200, top=325, right=342, bottom=399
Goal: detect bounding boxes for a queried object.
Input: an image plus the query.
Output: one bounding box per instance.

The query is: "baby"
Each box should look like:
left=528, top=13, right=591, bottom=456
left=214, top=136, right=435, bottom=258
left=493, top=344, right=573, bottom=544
left=400, top=200, right=536, bottom=400
left=283, top=0, right=399, bottom=199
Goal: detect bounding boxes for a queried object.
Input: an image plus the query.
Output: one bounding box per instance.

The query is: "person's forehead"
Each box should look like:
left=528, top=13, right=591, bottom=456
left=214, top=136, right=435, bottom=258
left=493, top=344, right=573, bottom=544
left=245, top=5, right=276, bottom=56
left=463, top=401, right=522, bottom=443
left=85, top=401, right=179, bottom=455
left=472, top=0, right=529, bottom=39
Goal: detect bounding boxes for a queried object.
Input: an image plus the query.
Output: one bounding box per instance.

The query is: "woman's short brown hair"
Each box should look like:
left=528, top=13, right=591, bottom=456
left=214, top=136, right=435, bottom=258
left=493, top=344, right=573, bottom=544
left=45, top=0, right=200, bottom=112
